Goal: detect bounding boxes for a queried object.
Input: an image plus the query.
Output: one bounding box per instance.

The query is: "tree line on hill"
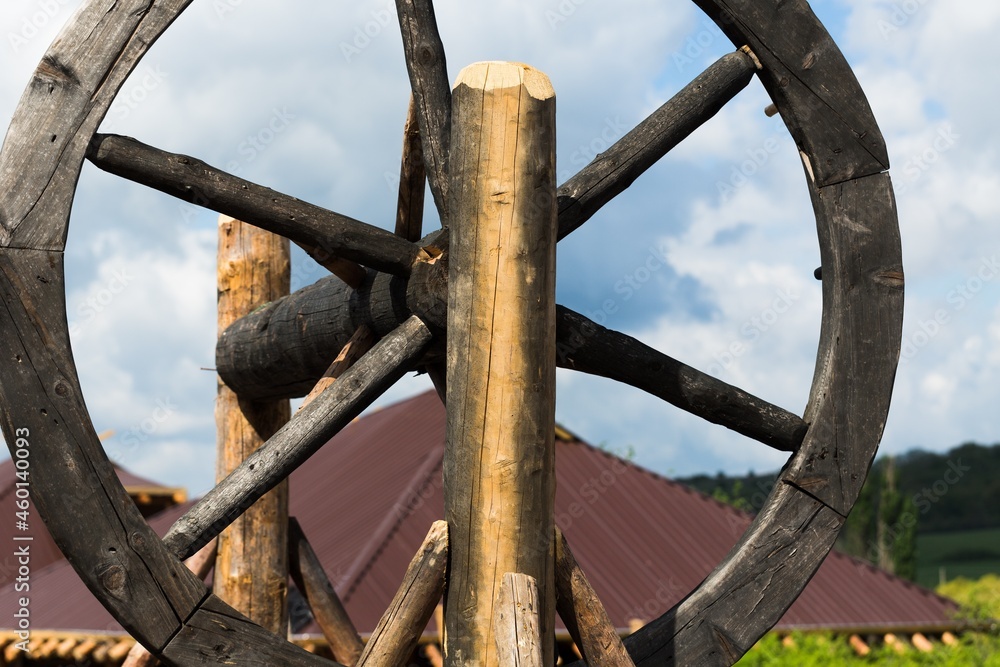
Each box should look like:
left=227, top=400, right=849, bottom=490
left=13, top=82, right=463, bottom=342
left=677, top=442, right=1000, bottom=581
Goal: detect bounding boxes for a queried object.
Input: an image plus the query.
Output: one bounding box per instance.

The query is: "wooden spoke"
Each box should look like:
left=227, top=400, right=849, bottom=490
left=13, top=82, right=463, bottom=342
left=557, top=50, right=757, bottom=240
left=356, top=521, right=448, bottom=667
left=395, top=96, right=428, bottom=242
left=557, top=306, right=807, bottom=452
left=394, top=0, right=451, bottom=220
left=554, top=529, right=634, bottom=667
left=494, top=573, right=544, bottom=667
left=288, top=518, right=364, bottom=665
left=299, top=325, right=377, bottom=410
left=85, top=134, right=421, bottom=275
left=163, top=316, right=434, bottom=560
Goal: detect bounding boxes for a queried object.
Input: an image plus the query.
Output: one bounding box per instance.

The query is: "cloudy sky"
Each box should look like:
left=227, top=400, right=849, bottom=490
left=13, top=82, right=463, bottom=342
left=1, top=0, right=996, bottom=496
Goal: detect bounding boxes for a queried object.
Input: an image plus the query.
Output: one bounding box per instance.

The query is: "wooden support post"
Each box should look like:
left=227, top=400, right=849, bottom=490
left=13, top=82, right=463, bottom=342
left=494, top=573, right=544, bottom=667
left=444, top=61, right=557, bottom=667
left=214, top=214, right=291, bottom=634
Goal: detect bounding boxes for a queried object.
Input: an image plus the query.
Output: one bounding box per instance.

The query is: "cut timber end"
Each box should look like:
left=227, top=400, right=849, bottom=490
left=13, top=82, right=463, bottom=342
left=445, top=61, right=557, bottom=667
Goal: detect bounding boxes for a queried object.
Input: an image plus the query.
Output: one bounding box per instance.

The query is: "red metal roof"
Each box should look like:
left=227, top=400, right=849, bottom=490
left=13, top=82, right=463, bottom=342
left=0, top=390, right=959, bottom=637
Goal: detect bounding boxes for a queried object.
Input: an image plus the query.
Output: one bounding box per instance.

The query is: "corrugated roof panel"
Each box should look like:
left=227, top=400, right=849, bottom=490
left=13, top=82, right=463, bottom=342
left=0, top=389, right=960, bottom=639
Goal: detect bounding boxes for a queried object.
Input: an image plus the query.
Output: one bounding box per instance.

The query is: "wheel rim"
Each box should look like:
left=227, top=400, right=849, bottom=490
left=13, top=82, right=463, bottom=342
left=0, top=1, right=902, bottom=664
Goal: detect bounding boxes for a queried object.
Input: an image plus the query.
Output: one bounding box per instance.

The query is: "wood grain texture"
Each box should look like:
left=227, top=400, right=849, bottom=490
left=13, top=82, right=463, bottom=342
left=556, top=306, right=806, bottom=452
left=693, top=0, right=889, bottom=186
left=557, top=50, right=756, bottom=240
left=215, top=230, right=448, bottom=401
left=780, top=172, right=903, bottom=513
left=86, top=134, right=420, bottom=275
left=0, top=0, right=194, bottom=251
left=160, top=594, right=335, bottom=667
left=396, top=96, right=428, bottom=242
left=0, top=249, right=206, bottom=651
left=494, top=573, right=543, bottom=667
left=356, top=520, right=448, bottom=667
left=445, top=62, right=557, bottom=667
left=214, top=215, right=290, bottom=634
left=394, top=0, right=451, bottom=220
left=554, top=530, right=634, bottom=667
left=289, top=518, right=364, bottom=665
left=165, top=315, right=434, bottom=561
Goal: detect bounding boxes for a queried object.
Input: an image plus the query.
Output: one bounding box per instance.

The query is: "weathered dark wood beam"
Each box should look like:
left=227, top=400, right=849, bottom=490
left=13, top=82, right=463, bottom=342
left=215, top=271, right=805, bottom=452
left=288, top=518, right=364, bottom=666
left=557, top=50, right=757, bottom=240
left=85, top=133, right=421, bottom=275
left=395, top=96, right=427, bottom=242
left=164, top=315, right=434, bottom=561
left=557, top=306, right=806, bottom=452
left=395, top=0, right=451, bottom=220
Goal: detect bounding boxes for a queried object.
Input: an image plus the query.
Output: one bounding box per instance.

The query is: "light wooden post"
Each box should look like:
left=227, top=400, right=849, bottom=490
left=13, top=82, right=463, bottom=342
left=444, top=62, right=557, bottom=667
left=215, top=214, right=291, bottom=633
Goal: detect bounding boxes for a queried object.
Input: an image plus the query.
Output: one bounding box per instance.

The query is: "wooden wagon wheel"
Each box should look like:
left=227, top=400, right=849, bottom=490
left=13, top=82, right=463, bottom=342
left=0, top=0, right=902, bottom=665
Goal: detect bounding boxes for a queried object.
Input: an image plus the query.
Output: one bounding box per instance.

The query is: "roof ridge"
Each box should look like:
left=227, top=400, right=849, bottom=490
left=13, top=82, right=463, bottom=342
left=340, top=443, right=445, bottom=602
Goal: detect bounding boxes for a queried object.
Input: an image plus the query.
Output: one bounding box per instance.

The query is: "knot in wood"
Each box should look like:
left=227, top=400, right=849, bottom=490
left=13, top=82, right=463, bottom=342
left=53, top=380, right=70, bottom=397
left=97, top=562, right=127, bottom=593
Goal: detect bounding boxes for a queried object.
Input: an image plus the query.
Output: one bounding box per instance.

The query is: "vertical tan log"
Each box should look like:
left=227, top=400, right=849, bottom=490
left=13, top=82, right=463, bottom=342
left=215, top=214, right=291, bottom=633
left=444, top=61, right=557, bottom=667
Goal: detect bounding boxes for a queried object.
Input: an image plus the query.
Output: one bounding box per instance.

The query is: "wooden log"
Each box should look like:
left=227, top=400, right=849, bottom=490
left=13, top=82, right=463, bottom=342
left=164, top=315, right=434, bottom=560
left=288, top=518, right=364, bottom=665
left=214, top=215, right=290, bottom=634
left=215, top=229, right=448, bottom=402
left=554, top=529, right=634, bottom=667
left=292, top=239, right=366, bottom=289
left=214, top=283, right=804, bottom=451
left=445, top=61, right=557, bottom=667
left=299, top=325, right=376, bottom=410
left=556, top=306, right=806, bottom=452
left=395, top=96, right=427, bottom=242
left=356, top=520, right=448, bottom=667
left=494, top=573, right=544, bottom=667
left=557, top=50, right=756, bottom=240
left=394, top=0, right=451, bottom=219
left=85, top=134, right=421, bottom=276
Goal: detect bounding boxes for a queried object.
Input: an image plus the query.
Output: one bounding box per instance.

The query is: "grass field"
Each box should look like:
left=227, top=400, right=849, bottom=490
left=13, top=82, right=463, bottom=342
left=917, top=527, right=1000, bottom=589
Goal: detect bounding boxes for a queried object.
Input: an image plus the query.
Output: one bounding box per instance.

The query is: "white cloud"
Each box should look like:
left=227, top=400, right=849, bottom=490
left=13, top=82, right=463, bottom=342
left=1, top=0, right=998, bottom=498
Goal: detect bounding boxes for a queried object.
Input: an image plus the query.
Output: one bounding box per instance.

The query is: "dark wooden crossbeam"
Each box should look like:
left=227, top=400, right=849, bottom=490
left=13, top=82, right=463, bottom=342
left=85, top=134, right=421, bottom=276
left=395, top=0, right=451, bottom=220
left=164, top=316, right=434, bottom=561
left=557, top=50, right=757, bottom=240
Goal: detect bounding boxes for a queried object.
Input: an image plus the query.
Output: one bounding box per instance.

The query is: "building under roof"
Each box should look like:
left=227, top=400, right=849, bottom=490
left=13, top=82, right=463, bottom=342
left=0, top=390, right=960, bottom=662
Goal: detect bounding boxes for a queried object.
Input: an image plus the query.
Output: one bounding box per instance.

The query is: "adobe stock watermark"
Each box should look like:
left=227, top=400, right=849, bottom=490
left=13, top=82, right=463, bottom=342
left=105, top=398, right=177, bottom=465
left=894, top=123, right=958, bottom=195
left=556, top=116, right=629, bottom=183
left=103, top=65, right=169, bottom=132
left=900, top=253, right=999, bottom=364
left=340, top=1, right=396, bottom=62
left=877, top=0, right=932, bottom=40
left=545, top=0, right=589, bottom=30
left=716, top=132, right=789, bottom=202
left=7, top=0, right=74, bottom=54
left=179, top=108, right=296, bottom=223
left=68, top=268, right=133, bottom=337
left=707, top=286, right=800, bottom=376
left=211, top=0, right=247, bottom=20
left=671, top=17, right=726, bottom=73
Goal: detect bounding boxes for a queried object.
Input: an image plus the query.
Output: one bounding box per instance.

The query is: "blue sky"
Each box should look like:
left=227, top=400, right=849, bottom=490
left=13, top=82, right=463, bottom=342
left=2, top=0, right=997, bottom=495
